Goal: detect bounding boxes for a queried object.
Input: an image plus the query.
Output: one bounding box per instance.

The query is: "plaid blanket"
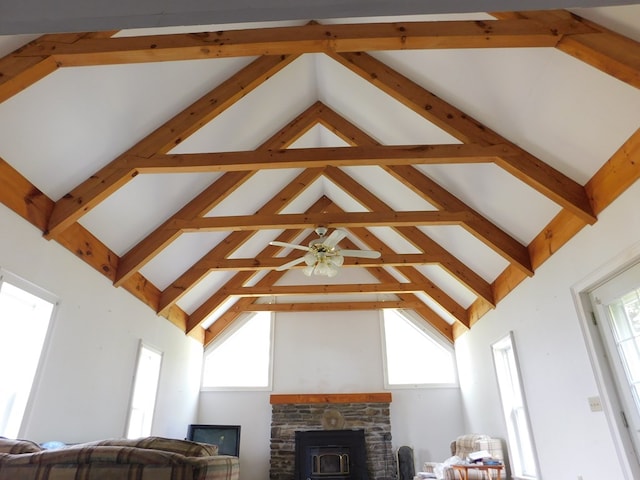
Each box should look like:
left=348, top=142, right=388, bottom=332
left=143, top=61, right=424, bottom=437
left=0, top=437, right=239, bottom=480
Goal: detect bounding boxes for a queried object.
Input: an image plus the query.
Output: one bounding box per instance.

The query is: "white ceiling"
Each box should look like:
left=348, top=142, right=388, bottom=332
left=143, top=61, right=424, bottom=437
left=1, top=0, right=639, bottom=34
left=0, top=4, right=638, bottom=342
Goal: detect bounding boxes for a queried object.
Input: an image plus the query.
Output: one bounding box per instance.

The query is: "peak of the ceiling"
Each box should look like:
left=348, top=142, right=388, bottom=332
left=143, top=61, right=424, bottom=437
left=1, top=0, right=638, bottom=35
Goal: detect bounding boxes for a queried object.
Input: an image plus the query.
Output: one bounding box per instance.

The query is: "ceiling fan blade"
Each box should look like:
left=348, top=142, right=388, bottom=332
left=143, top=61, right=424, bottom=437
left=323, top=228, right=348, bottom=247
left=275, top=256, right=307, bottom=271
left=339, top=249, right=382, bottom=259
left=269, top=241, right=312, bottom=252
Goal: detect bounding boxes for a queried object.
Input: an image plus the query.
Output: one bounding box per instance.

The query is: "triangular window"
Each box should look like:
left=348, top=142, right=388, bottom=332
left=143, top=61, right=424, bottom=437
left=202, top=311, right=273, bottom=389
left=381, top=309, right=457, bottom=387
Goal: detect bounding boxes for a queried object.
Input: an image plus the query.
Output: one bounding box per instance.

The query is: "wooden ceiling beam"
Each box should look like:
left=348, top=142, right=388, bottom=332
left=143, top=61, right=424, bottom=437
left=384, top=164, right=533, bottom=275
left=329, top=50, right=596, bottom=224
left=114, top=101, right=326, bottom=286
left=222, top=283, right=430, bottom=296
left=14, top=18, right=595, bottom=67
left=133, top=143, right=516, bottom=172
left=157, top=173, right=327, bottom=316
left=45, top=53, right=298, bottom=238
left=175, top=210, right=470, bottom=231
left=201, top=253, right=445, bottom=271
left=238, top=301, right=424, bottom=312
left=313, top=104, right=533, bottom=276
left=493, top=10, right=640, bottom=89
left=325, top=166, right=495, bottom=305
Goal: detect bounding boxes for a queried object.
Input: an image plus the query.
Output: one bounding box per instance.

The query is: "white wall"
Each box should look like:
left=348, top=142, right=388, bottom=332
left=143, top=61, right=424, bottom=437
left=0, top=206, right=203, bottom=443
left=455, top=180, right=640, bottom=480
left=198, top=310, right=465, bottom=479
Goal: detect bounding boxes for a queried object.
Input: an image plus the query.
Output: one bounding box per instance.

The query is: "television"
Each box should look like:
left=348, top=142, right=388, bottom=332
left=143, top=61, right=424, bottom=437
left=187, top=424, right=241, bottom=456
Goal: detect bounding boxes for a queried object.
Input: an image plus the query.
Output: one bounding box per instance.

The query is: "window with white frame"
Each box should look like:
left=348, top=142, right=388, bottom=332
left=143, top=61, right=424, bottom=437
left=202, top=311, right=273, bottom=389
left=381, top=309, right=457, bottom=387
left=126, top=342, right=162, bottom=439
left=0, top=269, right=56, bottom=438
left=492, top=332, right=539, bottom=479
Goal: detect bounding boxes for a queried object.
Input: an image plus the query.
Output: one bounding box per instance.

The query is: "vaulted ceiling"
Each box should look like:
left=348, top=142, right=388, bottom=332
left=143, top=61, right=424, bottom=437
left=0, top=7, right=639, bottom=346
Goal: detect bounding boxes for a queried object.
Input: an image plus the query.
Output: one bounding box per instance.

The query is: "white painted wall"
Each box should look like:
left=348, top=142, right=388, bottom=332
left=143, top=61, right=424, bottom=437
left=198, top=310, right=465, bottom=479
left=0, top=206, right=203, bottom=443
left=455, top=180, right=640, bottom=480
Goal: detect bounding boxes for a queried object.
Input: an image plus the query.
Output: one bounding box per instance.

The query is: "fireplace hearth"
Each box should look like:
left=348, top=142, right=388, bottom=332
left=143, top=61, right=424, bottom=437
left=295, top=430, right=369, bottom=480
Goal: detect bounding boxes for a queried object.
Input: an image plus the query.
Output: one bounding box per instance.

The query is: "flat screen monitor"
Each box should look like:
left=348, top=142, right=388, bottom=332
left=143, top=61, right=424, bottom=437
left=187, top=424, right=241, bottom=456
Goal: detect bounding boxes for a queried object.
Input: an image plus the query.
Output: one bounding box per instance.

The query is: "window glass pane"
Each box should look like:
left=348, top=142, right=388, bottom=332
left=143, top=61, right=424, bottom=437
left=492, top=333, right=538, bottom=479
left=382, top=309, right=456, bottom=386
left=126, top=344, right=162, bottom=439
left=202, top=311, right=272, bottom=388
left=0, top=276, right=55, bottom=438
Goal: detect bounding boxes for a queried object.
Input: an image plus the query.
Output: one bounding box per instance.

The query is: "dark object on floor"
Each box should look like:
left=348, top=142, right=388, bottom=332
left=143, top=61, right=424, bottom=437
left=397, top=445, right=415, bottom=480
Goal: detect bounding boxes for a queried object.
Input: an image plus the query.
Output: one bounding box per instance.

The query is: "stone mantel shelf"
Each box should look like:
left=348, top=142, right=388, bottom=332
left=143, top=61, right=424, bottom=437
left=270, top=393, right=392, bottom=404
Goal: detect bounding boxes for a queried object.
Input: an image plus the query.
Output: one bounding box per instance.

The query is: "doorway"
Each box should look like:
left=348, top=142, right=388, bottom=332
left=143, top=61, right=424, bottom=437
left=575, top=256, right=640, bottom=480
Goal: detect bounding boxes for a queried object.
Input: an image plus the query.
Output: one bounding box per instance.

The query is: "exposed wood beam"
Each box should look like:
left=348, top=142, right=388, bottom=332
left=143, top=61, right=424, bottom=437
left=0, top=33, right=99, bottom=104
left=221, top=283, right=427, bottom=296
left=157, top=171, right=326, bottom=316
left=384, top=164, right=532, bottom=275
left=114, top=101, right=326, bottom=286
left=174, top=210, right=470, bottom=231
left=201, top=253, right=445, bottom=271
left=586, top=128, right=640, bottom=215
left=313, top=104, right=533, bottom=276
left=0, top=159, right=192, bottom=337
left=493, top=10, right=640, bottom=89
left=325, top=166, right=494, bottom=305
left=329, top=50, right=596, bottom=224
left=132, top=143, right=517, bottom=172
left=313, top=105, right=468, bottom=330
left=14, top=18, right=595, bottom=67
left=186, top=215, right=330, bottom=334
left=346, top=226, right=468, bottom=328
left=45, top=53, right=298, bottom=238
left=226, top=301, right=424, bottom=312
left=114, top=171, right=254, bottom=286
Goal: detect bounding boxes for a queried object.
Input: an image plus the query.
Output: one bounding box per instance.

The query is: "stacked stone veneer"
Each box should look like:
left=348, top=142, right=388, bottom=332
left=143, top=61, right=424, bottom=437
left=270, top=401, right=396, bottom=480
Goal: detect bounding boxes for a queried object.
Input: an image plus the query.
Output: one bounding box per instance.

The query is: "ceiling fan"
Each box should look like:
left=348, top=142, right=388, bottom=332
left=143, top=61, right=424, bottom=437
left=269, top=227, right=382, bottom=277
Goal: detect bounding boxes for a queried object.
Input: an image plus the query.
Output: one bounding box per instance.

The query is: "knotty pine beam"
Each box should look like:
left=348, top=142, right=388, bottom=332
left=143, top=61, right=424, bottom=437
left=174, top=210, right=470, bottom=232
left=324, top=166, right=494, bottom=305
left=493, top=10, right=640, bottom=89
left=157, top=170, right=326, bottom=316
left=46, top=53, right=298, bottom=238
left=14, top=18, right=596, bottom=67
left=329, top=50, right=596, bottom=224
left=221, top=283, right=431, bottom=296
left=133, top=143, right=516, bottom=172
left=115, top=101, right=326, bottom=286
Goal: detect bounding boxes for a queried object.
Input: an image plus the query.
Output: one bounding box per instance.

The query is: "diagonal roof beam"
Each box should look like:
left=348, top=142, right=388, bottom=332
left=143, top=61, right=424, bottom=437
left=188, top=199, right=333, bottom=335
left=328, top=50, right=596, bottom=224
left=13, top=18, right=595, bottom=67
left=325, top=166, right=495, bottom=305
left=493, top=10, right=640, bottom=89
left=114, top=101, right=326, bottom=286
left=200, top=207, right=456, bottom=345
left=158, top=167, right=326, bottom=316
left=45, top=53, right=298, bottom=238
left=315, top=104, right=533, bottom=276
left=313, top=104, right=475, bottom=327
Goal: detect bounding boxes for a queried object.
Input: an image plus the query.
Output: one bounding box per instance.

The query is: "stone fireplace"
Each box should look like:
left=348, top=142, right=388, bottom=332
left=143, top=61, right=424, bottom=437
left=269, top=393, right=395, bottom=480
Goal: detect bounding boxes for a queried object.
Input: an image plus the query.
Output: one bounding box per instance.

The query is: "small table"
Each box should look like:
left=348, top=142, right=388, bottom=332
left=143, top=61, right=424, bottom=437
left=450, top=464, right=503, bottom=480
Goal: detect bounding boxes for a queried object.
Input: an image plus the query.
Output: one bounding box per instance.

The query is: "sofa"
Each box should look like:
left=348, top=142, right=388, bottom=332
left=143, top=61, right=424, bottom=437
left=422, top=434, right=505, bottom=480
left=0, top=436, right=240, bottom=480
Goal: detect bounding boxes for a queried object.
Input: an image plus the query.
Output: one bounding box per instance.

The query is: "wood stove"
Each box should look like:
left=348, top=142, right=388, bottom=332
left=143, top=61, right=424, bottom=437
left=295, top=429, right=369, bottom=480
